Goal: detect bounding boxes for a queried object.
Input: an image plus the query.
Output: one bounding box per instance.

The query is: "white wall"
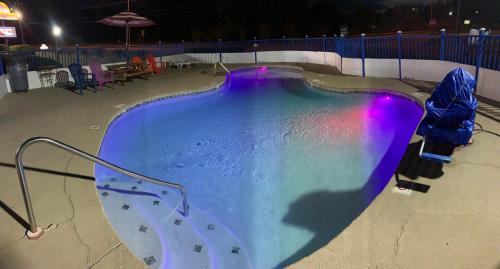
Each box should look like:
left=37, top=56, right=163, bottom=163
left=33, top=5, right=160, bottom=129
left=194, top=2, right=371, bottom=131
left=0, top=76, right=8, bottom=98
left=400, top=59, right=500, bottom=101
left=186, top=53, right=219, bottom=64
left=341, top=58, right=363, bottom=76
left=223, top=52, right=254, bottom=64
left=192, top=51, right=497, bottom=102
left=401, top=59, right=475, bottom=81
left=477, top=68, right=500, bottom=101
left=257, top=51, right=342, bottom=68
left=365, top=59, right=400, bottom=79
left=186, top=51, right=343, bottom=68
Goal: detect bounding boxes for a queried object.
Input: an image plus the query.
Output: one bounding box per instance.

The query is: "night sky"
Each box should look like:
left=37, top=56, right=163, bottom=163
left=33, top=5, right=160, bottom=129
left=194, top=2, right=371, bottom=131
left=4, top=0, right=499, bottom=46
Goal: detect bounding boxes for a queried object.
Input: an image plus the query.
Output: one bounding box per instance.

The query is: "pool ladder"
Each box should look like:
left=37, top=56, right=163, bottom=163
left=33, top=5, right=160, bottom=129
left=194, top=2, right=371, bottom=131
left=15, top=137, right=189, bottom=240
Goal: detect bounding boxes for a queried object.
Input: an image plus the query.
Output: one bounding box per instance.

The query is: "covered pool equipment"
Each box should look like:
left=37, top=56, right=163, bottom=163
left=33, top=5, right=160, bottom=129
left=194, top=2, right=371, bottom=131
left=96, top=67, right=423, bottom=269
left=416, top=68, right=478, bottom=163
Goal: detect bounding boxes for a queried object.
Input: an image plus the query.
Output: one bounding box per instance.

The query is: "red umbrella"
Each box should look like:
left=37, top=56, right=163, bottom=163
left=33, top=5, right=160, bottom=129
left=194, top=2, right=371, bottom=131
left=97, top=11, right=155, bottom=50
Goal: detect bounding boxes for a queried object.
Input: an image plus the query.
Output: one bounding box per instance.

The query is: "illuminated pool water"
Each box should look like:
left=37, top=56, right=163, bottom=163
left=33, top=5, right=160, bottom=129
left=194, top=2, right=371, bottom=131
left=96, top=67, right=423, bottom=269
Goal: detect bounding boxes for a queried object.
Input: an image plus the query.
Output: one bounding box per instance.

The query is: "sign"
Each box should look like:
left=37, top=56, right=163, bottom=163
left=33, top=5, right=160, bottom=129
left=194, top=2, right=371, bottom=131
left=339, top=25, right=348, bottom=36
left=0, top=2, right=19, bottom=21
left=0, top=26, right=16, bottom=38
left=429, top=19, right=437, bottom=27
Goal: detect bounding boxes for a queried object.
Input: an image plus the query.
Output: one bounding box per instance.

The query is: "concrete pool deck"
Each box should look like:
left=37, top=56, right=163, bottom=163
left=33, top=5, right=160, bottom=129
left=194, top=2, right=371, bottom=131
left=0, top=64, right=499, bottom=269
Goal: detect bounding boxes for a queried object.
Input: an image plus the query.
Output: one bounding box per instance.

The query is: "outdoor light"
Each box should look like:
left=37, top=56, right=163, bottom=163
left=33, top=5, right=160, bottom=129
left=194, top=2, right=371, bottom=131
left=448, top=11, right=453, bottom=16
left=475, top=10, right=479, bottom=14
left=52, top=25, right=62, bottom=50
left=464, top=19, right=471, bottom=25
left=15, top=10, right=21, bottom=20
left=52, top=25, right=62, bottom=37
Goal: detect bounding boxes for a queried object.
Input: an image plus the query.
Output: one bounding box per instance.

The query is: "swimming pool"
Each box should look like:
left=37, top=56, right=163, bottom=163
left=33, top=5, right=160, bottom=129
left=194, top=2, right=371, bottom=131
left=95, top=67, right=423, bottom=269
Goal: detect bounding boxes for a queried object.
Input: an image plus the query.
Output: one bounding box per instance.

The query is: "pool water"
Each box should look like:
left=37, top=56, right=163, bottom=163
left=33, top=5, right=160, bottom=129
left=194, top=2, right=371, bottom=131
left=96, top=67, right=423, bottom=269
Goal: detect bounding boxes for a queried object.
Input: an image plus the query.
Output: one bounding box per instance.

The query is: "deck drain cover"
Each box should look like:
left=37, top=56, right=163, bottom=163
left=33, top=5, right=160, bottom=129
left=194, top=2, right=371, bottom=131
left=231, top=247, right=240, bottom=254
left=153, top=201, right=160, bottom=205
left=143, top=256, right=156, bottom=265
left=161, top=190, right=168, bottom=195
left=194, top=245, right=203, bottom=253
left=207, top=224, right=215, bottom=230
left=139, top=225, right=147, bottom=233
left=122, top=204, right=130, bottom=210
left=173, top=219, right=182, bottom=225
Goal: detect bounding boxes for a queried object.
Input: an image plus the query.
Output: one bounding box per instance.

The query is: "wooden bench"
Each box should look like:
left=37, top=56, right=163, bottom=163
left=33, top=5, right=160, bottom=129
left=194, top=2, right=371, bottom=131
left=123, top=69, right=152, bottom=80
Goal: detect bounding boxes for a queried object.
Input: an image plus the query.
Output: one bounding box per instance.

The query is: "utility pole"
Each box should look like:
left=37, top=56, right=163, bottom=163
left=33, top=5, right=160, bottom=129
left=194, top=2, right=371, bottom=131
left=2, top=20, right=8, bottom=46
left=17, top=0, right=25, bottom=44
left=456, top=0, right=461, bottom=34
left=430, top=3, right=433, bottom=20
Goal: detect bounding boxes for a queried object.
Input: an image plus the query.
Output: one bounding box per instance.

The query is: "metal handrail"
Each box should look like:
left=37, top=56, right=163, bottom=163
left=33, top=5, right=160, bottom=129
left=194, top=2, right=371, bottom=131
left=213, top=61, right=230, bottom=76
left=15, top=137, right=189, bottom=240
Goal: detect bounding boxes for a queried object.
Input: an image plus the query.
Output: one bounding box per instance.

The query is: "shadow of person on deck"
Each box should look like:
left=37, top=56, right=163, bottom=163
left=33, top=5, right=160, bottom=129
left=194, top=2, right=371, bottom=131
left=277, top=189, right=366, bottom=269
left=276, top=138, right=452, bottom=268
left=276, top=114, right=419, bottom=268
left=276, top=142, right=402, bottom=269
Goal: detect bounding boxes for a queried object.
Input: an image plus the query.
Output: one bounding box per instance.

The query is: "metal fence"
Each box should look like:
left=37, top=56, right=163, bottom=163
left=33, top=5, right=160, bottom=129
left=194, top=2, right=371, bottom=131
left=0, top=29, right=498, bottom=77
left=0, top=44, right=184, bottom=73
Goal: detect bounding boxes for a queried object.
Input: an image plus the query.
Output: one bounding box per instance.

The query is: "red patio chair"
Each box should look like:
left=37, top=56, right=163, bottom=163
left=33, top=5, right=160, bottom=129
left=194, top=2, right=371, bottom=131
left=147, top=55, right=166, bottom=74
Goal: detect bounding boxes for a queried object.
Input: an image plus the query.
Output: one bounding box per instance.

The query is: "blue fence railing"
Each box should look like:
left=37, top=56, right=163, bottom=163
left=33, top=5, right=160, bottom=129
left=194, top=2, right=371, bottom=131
left=0, top=29, right=498, bottom=79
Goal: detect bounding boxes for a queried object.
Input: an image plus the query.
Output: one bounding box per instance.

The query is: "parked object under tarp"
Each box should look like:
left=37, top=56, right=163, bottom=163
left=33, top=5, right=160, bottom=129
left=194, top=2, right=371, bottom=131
left=416, top=67, right=478, bottom=149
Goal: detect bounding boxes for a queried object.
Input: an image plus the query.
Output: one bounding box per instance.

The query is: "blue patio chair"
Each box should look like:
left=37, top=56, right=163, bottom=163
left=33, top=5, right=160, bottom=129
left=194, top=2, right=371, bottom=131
left=68, top=63, right=97, bottom=95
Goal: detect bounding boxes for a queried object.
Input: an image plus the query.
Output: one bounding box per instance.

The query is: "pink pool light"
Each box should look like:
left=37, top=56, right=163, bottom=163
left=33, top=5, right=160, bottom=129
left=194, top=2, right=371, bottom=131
left=257, top=66, right=268, bottom=72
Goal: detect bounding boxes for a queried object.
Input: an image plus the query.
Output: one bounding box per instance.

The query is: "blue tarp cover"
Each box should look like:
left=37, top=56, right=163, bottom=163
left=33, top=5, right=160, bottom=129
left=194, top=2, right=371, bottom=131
left=416, top=68, right=478, bottom=146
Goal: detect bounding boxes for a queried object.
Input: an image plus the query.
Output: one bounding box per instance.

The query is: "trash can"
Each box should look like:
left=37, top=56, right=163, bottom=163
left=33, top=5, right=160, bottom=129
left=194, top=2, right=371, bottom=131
left=7, top=57, right=29, bottom=92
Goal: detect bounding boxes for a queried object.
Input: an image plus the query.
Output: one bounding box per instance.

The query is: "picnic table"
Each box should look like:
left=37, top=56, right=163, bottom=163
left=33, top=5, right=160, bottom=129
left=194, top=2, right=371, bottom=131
left=106, top=63, right=151, bottom=82
left=106, top=64, right=128, bottom=82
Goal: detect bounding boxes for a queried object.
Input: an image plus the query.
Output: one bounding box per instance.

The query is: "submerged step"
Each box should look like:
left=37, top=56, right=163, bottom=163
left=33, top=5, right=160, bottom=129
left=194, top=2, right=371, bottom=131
left=97, top=178, right=252, bottom=269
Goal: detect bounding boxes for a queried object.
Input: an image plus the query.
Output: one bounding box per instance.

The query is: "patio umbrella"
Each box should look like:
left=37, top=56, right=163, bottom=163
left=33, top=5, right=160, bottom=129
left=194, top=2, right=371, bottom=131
left=97, top=11, right=155, bottom=56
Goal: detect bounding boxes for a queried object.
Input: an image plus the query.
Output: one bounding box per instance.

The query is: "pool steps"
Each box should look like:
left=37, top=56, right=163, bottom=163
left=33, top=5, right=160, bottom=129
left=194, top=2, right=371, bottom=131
left=98, top=178, right=252, bottom=269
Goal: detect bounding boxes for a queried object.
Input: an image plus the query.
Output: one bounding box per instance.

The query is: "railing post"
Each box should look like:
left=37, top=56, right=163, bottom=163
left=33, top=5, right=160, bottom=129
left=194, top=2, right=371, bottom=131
left=305, top=35, right=309, bottom=51
left=340, top=35, right=344, bottom=74
left=361, top=33, right=366, bottom=77
left=475, top=28, right=486, bottom=90
left=75, top=44, right=81, bottom=66
left=397, top=31, right=402, bottom=79
left=253, top=37, right=257, bottom=64
left=323, top=34, right=327, bottom=53
left=282, top=35, right=286, bottom=50
left=218, top=38, right=222, bottom=63
left=0, top=57, right=4, bottom=76
left=439, top=29, right=446, bottom=61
